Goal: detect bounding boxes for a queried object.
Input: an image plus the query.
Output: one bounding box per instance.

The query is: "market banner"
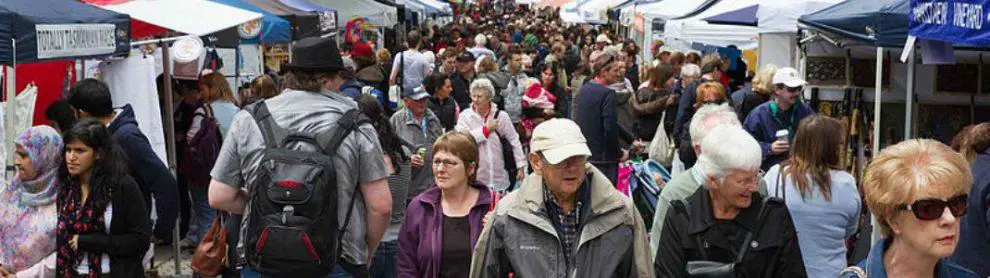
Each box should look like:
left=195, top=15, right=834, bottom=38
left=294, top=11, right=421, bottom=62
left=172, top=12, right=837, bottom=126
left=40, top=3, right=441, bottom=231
left=909, top=0, right=990, bottom=45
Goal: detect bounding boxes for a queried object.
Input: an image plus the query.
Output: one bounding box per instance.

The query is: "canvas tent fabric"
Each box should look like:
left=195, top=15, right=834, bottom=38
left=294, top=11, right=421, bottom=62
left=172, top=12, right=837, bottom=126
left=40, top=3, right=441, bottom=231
left=703, top=4, right=758, bottom=26
left=93, top=0, right=263, bottom=37
left=634, top=0, right=704, bottom=21
left=311, top=0, right=396, bottom=26
left=798, top=0, right=910, bottom=47
left=213, top=0, right=293, bottom=44
left=663, top=0, right=760, bottom=49
left=536, top=0, right=573, bottom=8
left=0, top=0, right=131, bottom=64
left=560, top=1, right=587, bottom=23
left=577, top=0, right=626, bottom=24
left=757, top=0, right=840, bottom=33
left=242, top=0, right=336, bottom=39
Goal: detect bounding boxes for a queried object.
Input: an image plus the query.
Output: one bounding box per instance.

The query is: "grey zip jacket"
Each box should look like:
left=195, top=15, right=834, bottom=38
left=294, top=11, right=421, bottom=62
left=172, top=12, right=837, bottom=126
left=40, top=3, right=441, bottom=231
left=469, top=164, right=654, bottom=278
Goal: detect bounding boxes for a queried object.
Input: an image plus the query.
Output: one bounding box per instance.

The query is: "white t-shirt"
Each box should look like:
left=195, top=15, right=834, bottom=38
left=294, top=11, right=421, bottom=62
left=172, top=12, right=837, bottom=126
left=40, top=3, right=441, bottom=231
left=391, top=50, right=432, bottom=91
left=76, top=204, right=113, bottom=274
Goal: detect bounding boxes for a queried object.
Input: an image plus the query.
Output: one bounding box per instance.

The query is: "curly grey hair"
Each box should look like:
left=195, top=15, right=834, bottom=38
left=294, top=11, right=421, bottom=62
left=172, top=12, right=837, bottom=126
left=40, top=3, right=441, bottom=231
left=470, top=78, right=496, bottom=99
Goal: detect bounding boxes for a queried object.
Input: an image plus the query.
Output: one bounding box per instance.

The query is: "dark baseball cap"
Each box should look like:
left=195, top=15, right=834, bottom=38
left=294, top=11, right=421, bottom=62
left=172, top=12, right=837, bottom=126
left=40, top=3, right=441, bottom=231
left=457, top=51, right=476, bottom=62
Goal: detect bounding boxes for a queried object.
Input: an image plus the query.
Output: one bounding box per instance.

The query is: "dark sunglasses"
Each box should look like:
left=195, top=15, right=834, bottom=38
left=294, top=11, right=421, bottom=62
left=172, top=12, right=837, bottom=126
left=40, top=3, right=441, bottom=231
left=696, top=99, right=726, bottom=107
left=897, top=194, right=968, bottom=220
left=785, top=86, right=803, bottom=93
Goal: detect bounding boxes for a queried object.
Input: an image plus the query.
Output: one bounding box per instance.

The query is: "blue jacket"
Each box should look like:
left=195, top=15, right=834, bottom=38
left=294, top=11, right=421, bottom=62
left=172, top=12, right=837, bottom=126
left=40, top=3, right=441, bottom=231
left=840, top=239, right=978, bottom=278
left=742, top=101, right=813, bottom=170
left=952, top=149, right=990, bottom=277
left=108, top=105, right=179, bottom=239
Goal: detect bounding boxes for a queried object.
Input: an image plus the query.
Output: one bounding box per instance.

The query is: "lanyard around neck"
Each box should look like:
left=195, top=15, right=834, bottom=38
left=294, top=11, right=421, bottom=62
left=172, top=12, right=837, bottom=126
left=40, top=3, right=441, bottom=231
left=769, top=101, right=796, bottom=134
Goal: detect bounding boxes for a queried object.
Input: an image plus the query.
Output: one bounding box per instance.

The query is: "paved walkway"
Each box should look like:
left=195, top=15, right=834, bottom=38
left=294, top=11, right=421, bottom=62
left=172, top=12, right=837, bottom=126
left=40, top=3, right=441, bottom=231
left=149, top=244, right=195, bottom=277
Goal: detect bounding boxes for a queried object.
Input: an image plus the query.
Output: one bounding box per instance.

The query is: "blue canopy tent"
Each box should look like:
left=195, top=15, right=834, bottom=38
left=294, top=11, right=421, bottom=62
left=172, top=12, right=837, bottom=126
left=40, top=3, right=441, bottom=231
left=798, top=0, right=910, bottom=47
left=213, top=0, right=293, bottom=44
left=0, top=0, right=131, bottom=64
left=702, top=4, right=758, bottom=26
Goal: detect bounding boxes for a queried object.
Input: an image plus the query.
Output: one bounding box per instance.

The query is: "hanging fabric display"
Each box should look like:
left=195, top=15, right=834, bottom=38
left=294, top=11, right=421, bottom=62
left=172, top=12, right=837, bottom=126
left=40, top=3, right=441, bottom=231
left=99, top=51, right=168, bottom=165
left=3, top=84, right=38, bottom=167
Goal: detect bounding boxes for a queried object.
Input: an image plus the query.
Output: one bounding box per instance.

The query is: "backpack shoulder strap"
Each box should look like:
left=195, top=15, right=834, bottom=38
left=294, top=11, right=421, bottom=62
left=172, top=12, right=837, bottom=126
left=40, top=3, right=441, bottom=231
left=320, top=108, right=372, bottom=154
left=246, top=101, right=286, bottom=148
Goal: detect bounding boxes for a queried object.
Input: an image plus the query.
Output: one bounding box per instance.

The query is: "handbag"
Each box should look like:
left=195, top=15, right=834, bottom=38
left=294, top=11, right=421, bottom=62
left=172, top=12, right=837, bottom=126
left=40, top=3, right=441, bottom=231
left=191, top=212, right=228, bottom=277
left=388, top=52, right=405, bottom=109
left=677, top=197, right=772, bottom=278
left=648, top=110, right=675, bottom=167
left=496, top=111, right=518, bottom=191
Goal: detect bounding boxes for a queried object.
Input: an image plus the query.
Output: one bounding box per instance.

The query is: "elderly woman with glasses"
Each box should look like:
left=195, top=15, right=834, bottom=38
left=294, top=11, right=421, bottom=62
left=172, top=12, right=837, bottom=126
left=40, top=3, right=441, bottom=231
left=655, top=125, right=807, bottom=277
left=678, top=81, right=728, bottom=169
left=839, top=139, right=979, bottom=278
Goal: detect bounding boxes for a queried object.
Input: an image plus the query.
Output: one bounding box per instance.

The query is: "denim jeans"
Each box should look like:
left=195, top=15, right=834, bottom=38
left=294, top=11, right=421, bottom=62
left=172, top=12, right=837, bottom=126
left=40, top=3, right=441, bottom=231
left=370, top=241, right=398, bottom=278
left=186, top=183, right=215, bottom=243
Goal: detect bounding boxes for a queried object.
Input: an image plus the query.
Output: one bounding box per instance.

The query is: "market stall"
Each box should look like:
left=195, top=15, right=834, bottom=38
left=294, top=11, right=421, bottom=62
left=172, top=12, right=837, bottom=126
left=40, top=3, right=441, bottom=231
left=310, top=0, right=398, bottom=27
left=0, top=0, right=131, bottom=169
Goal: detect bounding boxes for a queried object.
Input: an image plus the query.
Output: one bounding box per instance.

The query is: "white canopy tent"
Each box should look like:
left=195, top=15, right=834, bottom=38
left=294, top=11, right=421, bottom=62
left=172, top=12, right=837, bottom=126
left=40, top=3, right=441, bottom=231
left=633, top=0, right=707, bottom=59
left=577, top=0, right=625, bottom=24
left=560, top=1, right=586, bottom=24
left=311, top=0, right=397, bottom=27
left=662, top=0, right=760, bottom=51
left=419, top=0, right=453, bottom=14
left=755, top=0, right=840, bottom=68
left=96, top=0, right=263, bottom=36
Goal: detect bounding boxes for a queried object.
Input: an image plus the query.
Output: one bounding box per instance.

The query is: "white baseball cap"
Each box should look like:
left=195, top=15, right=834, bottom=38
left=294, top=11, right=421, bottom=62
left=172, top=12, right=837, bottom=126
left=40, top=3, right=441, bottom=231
left=772, top=67, right=807, bottom=88
left=529, top=119, right=592, bottom=164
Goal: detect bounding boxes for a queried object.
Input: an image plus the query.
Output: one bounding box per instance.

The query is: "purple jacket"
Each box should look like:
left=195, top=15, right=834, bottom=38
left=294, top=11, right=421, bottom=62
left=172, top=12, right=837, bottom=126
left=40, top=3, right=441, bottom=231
left=397, top=183, right=493, bottom=278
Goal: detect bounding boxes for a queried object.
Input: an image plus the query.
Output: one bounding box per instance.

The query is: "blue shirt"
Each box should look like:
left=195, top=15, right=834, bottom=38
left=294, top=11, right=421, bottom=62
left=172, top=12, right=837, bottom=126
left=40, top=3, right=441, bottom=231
left=842, top=239, right=979, bottom=278
left=765, top=165, right=861, bottom=278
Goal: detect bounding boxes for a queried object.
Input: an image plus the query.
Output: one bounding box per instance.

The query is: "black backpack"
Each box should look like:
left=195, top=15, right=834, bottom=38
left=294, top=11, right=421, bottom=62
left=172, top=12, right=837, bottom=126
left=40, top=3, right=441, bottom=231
left=242, top=101, right=370, bottom=276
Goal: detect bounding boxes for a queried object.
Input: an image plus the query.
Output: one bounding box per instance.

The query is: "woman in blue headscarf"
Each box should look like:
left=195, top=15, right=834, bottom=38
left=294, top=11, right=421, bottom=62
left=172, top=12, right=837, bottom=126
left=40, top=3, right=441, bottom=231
left=0, top=126, right=63, bottom=277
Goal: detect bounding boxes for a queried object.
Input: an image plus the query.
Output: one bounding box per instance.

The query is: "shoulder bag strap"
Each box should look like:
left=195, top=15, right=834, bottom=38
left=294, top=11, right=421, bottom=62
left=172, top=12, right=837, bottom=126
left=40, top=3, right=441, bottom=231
left=398, top=52, right=405, bottom=91
left=776, top=167, right=786, bottom=201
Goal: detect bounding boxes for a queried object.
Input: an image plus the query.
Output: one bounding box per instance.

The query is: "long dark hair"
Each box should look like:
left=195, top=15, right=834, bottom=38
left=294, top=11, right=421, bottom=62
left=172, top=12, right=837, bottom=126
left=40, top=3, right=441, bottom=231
left=58, top=118, right=131, bottom=211
left=782, top=115, right=844, bottom=201
left=355, top=95, right=407, bottom=167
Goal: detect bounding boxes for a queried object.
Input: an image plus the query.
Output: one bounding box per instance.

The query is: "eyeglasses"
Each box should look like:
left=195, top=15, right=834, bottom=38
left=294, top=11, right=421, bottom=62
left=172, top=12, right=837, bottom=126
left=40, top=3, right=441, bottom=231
left=785, top=86, right=803, bottom=93
left=432, top=158, right=462, bottom=169
left=897, top=194, right=968, bottom=220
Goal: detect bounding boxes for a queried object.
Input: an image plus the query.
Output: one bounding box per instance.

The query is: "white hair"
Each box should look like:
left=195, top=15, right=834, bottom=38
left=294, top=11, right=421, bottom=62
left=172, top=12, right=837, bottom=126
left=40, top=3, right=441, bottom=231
left=681, top=63, right=701, bottom=78
left=475, top=34, right=487, bottom=47
left=689, top=103, right=740, bottom=146
left=695, top=125, right=762, bottom=184
left=470, top=78, right=496, bottom=99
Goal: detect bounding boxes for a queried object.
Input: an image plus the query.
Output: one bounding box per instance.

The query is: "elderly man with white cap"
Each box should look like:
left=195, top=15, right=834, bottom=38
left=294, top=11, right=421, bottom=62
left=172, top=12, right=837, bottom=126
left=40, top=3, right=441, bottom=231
left=468, top=34, right=498, bottom=62
left=469, top=118, right=654, bottom=278
left=742, top=67, right=814, bottom=170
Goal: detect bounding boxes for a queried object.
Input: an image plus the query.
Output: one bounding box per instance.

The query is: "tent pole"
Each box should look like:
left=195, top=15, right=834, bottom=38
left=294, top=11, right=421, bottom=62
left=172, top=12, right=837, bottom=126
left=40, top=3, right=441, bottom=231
left=905, top=47, right=915, bottom=140
left=976, top=54, right=982, bottom=124
left=870, top=46, right=884, bottom=246
left=159, top=41, right=182, bottom=277
left=5, top=39, right=15, bottom=173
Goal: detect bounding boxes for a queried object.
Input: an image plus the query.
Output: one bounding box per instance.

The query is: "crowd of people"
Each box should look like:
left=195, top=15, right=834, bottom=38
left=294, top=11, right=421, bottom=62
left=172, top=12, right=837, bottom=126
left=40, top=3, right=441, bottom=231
left=0, top=3, right=988, bottom=278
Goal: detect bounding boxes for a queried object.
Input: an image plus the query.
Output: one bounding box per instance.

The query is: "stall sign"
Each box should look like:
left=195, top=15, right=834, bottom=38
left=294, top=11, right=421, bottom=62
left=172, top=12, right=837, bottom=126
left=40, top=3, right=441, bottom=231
left=36, top=24, right=117, bottom=59
left=909, top=0, right=990, bottom=45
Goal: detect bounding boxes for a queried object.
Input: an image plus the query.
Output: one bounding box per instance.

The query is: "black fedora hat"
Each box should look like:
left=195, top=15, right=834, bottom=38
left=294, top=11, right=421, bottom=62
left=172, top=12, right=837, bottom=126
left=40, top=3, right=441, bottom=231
left=283, top=36, right=345, bottom=72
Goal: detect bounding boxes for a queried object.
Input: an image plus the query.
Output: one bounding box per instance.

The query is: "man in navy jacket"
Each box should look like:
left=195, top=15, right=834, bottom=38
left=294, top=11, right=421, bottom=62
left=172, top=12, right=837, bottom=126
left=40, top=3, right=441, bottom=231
left=742, top=67, right=813, bottom=170
left=68, top=79, right=180, bottom=241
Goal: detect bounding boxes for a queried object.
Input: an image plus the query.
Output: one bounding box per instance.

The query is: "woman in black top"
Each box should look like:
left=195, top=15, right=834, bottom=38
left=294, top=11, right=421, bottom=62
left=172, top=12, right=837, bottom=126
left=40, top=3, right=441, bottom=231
left=56, top=118, right=151, bottom=277
left=424, top=73, right=459, bottom=131
left=357, top=94, right=413, bottom=278
left=632, top=63, right=678, bottom=141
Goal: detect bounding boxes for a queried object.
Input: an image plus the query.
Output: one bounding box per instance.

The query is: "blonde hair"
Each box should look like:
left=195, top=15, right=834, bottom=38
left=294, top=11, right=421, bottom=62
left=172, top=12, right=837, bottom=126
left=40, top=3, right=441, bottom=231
left=863, top=139, right=973, bottom=237
left=695, top=82, right=727, bottom=105
left=376, top=48, right=391, bottom=64
left=752, top=65, right=779, bottom=95
left=200, top=72, right=234, bottom=103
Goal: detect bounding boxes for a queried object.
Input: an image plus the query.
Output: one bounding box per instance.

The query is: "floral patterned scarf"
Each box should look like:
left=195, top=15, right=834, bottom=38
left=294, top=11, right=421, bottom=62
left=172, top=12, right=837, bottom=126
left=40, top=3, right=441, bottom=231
left=56, top=182, right=109, bottom=276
